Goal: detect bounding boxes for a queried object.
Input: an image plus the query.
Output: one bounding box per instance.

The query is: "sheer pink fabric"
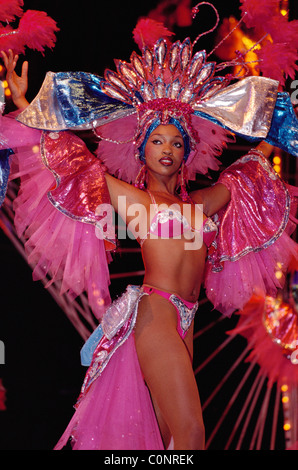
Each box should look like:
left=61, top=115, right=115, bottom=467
left=1, top=116, right=112, bottom=318
left=2, top=115, right=298, bottom=450
left=55, top=334, right=164, bottom=450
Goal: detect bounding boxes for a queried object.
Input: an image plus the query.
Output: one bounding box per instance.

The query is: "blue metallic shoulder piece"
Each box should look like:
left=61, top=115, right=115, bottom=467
left=17, top=71, right=135, bottom=131
left=54, top=71, right=134, bottom=128
left=265, top=92, right=298, bottom=157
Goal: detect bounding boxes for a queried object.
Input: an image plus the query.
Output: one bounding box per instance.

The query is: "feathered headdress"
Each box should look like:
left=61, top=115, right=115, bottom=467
left=0, top=0, right=59, bottom=55
left=16, top=1, right=298, bottom=188
left=91, top=1, right=279, bottom=183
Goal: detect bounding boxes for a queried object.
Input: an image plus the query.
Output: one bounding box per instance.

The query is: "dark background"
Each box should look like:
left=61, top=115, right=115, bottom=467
left=0, top=0, right=296, bottom=450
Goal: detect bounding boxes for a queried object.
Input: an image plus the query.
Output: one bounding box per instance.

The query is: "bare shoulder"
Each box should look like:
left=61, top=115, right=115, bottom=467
left=255, top=141, right=274, bottom=158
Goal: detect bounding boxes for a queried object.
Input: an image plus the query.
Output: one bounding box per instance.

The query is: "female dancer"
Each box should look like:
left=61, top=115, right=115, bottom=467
left=1, top=18, right=297, bottom=450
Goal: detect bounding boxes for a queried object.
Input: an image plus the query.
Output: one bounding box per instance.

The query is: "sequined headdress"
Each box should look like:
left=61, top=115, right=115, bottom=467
left=87, top=2, right=241, bottom=184
left=17, top=1, right=298, bottom=186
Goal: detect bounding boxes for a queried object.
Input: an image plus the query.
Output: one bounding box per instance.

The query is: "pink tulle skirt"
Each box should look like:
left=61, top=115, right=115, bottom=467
left=54, top=334, right=164, bottom=450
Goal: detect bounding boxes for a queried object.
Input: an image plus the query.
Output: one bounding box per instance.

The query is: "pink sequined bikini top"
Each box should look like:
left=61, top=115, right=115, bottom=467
left=140, top=190, right=217, bottom=248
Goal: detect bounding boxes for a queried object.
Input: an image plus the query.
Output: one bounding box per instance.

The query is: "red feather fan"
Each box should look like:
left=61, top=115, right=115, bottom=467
left=0, top=0, right=23, bottom=23
left=0, top=1, right=59, bottom=55
left=132, top=18, right=174, bottom=50
left=240, top=0, right=298, bottom=86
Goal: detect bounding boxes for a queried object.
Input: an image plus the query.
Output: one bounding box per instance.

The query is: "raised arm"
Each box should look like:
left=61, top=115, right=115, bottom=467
left=104, top=172, right=151, bottom=229
left=190, top=183, right=231, bottom=217
left=1, top=49, right=29, bottom=109
left=190, top=141, right=275, bottom=216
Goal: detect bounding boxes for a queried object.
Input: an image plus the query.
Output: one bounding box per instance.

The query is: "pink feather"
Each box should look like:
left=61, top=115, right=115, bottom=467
left=0, top=8, right=59, bottom=55
left=97, top=114, right=232, bottom=184
left=0, top=25, right=24, bottom=54
left=132, top=18, right=174, bottom=50
left=0, top=0, right=23, bottom=23
left=268, top=17, right=298, bottom=48
left=18, top=10, right=59, bottom=54
left=240, top=0, right=280, bottom=29
left=240, top=0, right=298, bottom=86
left=257, top=42, right=298, bottom=86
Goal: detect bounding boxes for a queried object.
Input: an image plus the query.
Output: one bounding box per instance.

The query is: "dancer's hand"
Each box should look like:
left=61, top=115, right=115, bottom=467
left=1, top=49, right=29, bottom=109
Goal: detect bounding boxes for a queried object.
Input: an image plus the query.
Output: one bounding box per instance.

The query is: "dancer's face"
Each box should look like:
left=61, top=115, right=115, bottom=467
left=144, top=124, right=185, bottom=176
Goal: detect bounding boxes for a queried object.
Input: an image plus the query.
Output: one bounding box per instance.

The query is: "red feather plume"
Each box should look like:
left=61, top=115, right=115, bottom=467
left=240, top=0, right=298, bottom=86
left=0, top=2, right=59, bottom=55
left=257, top=42, right=298, bottom=87
left=132, top=18, right=174, bottom=50
left=0, top=0, right=23, bottom=23
left=240, top=0, right=280, bottom=30
left=18, top=10, right=59, bottom=54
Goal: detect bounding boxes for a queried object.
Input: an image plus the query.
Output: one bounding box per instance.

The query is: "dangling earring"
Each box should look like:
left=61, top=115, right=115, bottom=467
left=176, top=161, right=189, bottom=202
left=135, top=164, right=147, bottom=189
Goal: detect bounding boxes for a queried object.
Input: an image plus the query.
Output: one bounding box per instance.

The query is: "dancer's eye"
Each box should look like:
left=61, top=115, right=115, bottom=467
left=173, top=141, right=183, bottom=148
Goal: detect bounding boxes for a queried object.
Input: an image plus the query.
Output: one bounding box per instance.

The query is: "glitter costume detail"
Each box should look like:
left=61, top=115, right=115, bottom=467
left=78, top=286, right=145, bottom=401
left=139, top=189, right=217, bottom=246
left=0, top=116, right=113, bottom=319
left=170, top=294, right=198, bottom=336
left=0, top=2, right=297, bottom=452
left=204, top=150, right=298, bottom=316
left=40, top=130, right=116, bottom=250
left=17, top=46, right=298, bottom=186
left=78, top=284, right=198, bottom=399
left=142, top=285, right=198, bottom=338
left=15, top=50, right=298, bottom=185
left=0, top=148, right=13, bottom=206
left=56, top=333, right=164, bottom=450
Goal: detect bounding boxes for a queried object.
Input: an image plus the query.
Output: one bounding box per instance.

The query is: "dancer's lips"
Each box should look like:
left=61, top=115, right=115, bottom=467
left=159, top=157, right=173, bottom=166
